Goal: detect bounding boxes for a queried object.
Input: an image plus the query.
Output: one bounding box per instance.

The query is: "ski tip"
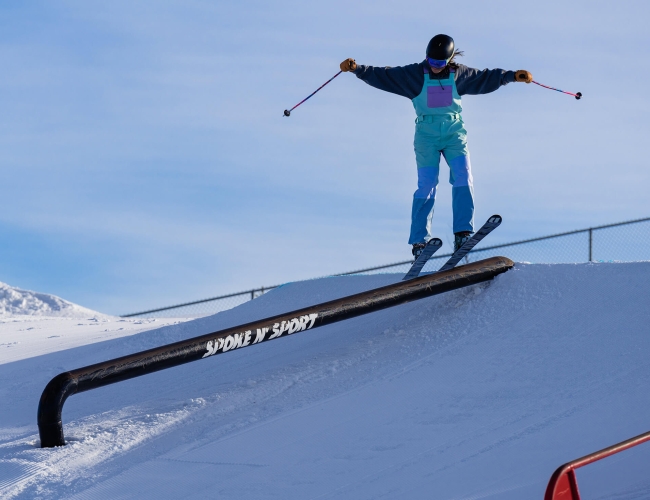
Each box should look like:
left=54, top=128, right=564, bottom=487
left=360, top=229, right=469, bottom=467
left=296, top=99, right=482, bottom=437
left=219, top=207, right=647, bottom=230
left=488, top=215, right=502, bottom=224
left=428, top=238, right=443, bottom=247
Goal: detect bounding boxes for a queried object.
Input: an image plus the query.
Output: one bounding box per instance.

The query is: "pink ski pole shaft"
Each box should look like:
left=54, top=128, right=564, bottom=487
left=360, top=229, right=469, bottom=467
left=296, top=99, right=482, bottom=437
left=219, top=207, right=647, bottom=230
left=532, top=80, right=582, bottom=100
left=283, top=71, right=343, bottom=117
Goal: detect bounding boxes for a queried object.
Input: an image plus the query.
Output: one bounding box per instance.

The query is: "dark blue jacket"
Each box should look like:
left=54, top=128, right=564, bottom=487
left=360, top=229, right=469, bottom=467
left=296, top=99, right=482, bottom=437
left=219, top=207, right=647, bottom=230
left=353, top=61, right=515, bottom=99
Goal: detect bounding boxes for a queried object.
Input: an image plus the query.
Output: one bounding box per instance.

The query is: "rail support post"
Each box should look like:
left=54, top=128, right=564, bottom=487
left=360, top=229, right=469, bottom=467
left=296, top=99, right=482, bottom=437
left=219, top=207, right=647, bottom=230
left=37, top=373, right=78, bottom=447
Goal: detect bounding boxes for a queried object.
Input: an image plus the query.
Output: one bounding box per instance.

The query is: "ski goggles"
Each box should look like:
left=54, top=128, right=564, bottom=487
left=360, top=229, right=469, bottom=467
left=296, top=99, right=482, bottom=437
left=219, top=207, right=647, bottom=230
left=427, top=57, right=448, bottom=69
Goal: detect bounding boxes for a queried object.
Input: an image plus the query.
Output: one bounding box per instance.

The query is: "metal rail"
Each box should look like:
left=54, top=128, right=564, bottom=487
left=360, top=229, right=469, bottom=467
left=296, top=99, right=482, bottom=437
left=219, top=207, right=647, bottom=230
left=544, top=429, right=650, bottom=500
left=38, top=257, right=514, bottom=448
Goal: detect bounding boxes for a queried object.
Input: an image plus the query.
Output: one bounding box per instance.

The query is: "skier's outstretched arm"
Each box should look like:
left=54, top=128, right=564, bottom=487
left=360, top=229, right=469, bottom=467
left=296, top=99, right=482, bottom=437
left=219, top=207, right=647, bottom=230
left=340, top=58, right=423, bottom=99
left=455, top=64, right=532, bottom=95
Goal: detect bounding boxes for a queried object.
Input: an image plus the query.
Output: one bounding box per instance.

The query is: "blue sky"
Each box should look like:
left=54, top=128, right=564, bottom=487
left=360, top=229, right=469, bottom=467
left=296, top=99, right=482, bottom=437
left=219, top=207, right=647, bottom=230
left=1, top=0, right=649, bottom=314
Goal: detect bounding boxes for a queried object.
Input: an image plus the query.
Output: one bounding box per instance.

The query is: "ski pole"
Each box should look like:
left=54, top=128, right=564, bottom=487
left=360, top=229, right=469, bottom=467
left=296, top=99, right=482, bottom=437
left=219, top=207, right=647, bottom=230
left=532, top=80, right=582, bottom=100
left=283, top=70, right=342, bottom=117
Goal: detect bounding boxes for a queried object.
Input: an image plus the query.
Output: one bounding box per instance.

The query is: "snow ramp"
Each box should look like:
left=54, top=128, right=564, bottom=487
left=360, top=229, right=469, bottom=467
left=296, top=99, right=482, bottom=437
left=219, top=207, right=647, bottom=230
left=1, top=262, right=650, bottom=499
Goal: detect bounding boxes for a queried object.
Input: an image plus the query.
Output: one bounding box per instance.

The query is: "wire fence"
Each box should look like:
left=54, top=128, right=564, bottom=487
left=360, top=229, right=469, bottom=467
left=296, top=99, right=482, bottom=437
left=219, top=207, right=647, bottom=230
left=121, top=216, right=650, bottom=319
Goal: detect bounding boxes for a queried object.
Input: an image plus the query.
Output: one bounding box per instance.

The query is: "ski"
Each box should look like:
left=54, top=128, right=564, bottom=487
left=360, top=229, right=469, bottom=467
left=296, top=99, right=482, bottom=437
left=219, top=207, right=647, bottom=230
left=437, top=215, right=502, bottom=273
left=402, top=238, right=443, bottom=280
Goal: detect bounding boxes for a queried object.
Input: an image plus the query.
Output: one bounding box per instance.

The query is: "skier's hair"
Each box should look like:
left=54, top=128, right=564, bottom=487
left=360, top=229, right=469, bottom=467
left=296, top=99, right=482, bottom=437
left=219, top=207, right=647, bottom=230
left=448, top=49, right=464, bottom=69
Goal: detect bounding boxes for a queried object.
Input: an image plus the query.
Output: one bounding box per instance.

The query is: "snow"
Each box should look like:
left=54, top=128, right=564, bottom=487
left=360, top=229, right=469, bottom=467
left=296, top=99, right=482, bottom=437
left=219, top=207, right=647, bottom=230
left=1, top=262, right=650, bottom=499
left=0, top=316, right=192, bottom=365
left=0, top=281, right=191, bottom=364
left=0, top=281, right=104, bottom=319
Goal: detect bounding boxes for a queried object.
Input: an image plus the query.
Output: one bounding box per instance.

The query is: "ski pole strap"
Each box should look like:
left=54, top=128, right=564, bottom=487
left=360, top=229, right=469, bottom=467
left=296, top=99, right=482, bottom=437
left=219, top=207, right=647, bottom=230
left=532, top=80, right=582, bottom=100
left=284, top=70, right=343, bottom=116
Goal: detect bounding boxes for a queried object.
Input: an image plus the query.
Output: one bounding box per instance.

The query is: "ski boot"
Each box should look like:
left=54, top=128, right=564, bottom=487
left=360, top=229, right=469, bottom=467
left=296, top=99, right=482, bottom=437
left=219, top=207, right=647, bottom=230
left=411, top=243, right=427, bottom=259
left=454, top=231, right=472, bottom=252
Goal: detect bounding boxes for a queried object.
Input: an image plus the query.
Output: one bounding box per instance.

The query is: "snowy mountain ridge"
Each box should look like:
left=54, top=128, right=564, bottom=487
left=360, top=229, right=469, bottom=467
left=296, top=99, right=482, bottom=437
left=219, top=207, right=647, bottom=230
left=0, top=281, right=105, bottom=318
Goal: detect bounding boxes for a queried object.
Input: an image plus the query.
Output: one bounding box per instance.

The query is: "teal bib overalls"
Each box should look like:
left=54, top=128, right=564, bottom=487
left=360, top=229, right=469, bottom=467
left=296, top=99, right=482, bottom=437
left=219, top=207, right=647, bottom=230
left=409, top=68, right=474, bottom=243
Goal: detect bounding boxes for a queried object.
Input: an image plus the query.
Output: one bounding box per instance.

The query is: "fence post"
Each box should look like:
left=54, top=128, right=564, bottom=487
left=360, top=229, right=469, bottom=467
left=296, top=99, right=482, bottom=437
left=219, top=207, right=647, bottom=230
left=589, top=228, right=593, bottom=261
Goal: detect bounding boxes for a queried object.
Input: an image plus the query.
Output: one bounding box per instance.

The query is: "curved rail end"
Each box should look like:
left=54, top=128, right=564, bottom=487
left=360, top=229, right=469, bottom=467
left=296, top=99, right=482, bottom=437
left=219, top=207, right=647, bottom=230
left=37, top=372, right=77, bottom=448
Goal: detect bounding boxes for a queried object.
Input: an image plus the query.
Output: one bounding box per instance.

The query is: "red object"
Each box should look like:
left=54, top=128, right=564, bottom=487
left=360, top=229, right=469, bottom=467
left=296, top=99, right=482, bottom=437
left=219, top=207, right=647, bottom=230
left=532, top=80, right=582, bottom=100
left=544, top=430, right=650, bottom=500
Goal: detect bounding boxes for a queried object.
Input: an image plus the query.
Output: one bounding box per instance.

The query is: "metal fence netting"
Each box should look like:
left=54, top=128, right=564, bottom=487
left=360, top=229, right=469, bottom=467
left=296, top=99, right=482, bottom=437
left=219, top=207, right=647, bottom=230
left=122, top=217, right=650, bottom=319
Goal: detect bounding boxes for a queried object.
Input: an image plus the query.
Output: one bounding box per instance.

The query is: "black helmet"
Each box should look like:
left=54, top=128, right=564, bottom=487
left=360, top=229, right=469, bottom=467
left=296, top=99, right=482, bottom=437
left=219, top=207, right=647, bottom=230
left=426, top=34, right=455, bottom=60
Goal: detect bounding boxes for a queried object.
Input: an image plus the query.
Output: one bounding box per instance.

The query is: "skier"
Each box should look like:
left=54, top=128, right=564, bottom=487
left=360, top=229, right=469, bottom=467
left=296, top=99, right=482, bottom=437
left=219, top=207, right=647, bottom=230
left=340, top=34, right=532, bottom=258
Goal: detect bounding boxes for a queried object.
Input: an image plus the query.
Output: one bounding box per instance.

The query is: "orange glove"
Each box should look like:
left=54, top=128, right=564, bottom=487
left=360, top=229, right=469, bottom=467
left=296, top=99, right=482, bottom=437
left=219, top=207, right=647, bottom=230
left=515, top=70, right=533, bottom=83
left=340, top=58, right=357, bottom=72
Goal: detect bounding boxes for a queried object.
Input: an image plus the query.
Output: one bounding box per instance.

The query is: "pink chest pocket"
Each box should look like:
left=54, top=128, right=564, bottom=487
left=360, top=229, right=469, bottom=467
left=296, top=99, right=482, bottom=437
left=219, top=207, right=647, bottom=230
left=427, top=84, right=453, bottom=108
